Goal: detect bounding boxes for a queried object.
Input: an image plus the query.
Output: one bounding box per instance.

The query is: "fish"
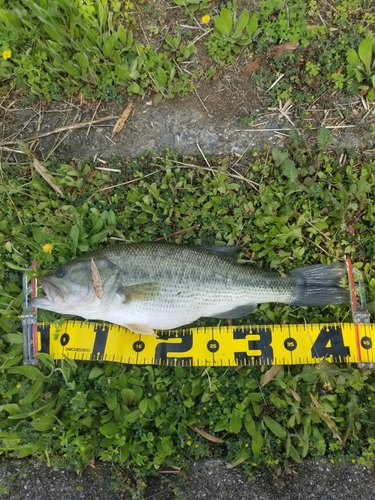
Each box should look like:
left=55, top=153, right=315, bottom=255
left=31, top=242, right=349, bottom=335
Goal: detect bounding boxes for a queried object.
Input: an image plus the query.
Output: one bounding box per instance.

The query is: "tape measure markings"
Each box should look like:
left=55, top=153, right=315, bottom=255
left=33, top=320, right=375, bottom=366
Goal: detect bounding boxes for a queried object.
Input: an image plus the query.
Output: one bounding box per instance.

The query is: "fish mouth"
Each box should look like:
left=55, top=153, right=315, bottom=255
left=37, top=277, right=67, bottom=303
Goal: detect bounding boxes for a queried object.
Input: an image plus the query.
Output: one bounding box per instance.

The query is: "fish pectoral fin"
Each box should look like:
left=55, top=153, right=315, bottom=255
left=209, top=303, right=258, bottom=319
left=116, top=282, right=159, bottom=303
left=125, top=324, right=155, bottom=335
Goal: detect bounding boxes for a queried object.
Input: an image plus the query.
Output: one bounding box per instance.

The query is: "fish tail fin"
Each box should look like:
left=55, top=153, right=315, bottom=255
left=289, top=263, right=349, bottom=306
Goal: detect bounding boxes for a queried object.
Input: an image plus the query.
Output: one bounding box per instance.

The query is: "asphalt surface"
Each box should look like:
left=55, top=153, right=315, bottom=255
left=2, top=458, right=375, bottom=499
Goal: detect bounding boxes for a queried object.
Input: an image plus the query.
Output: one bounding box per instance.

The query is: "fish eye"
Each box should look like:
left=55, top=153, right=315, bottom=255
left=55, top=268, right=66, bottom=279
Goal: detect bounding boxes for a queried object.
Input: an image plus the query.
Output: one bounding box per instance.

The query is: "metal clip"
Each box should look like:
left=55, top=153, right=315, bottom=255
left=347, top=259, right=373, bottom=369
left=22, top=262, right=38, bottom=365
left=21, top=312, right=37, bottom=325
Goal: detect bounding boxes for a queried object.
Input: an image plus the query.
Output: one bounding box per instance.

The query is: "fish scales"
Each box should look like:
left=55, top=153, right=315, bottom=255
left=32, top=242, right=349, bottom=335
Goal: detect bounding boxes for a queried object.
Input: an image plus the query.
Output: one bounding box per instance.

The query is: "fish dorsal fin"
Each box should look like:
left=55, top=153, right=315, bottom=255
left=208, top=303, right=258, bottom=319
left=125, top=324, right=155, bottom=335
left=200, top=245, right=242, bottom=261
left=116, top=283, right=159, bottom=302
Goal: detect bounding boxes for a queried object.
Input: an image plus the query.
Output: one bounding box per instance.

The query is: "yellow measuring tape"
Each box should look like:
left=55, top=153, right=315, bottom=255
left=33, top=321, right=375, bottom=366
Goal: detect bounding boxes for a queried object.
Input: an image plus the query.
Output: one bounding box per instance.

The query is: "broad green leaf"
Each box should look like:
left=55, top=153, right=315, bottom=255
left=0, top=403, right=21, bottom=415
left=62, top=61, right=81, bottom=77
left=115, top=65, right=130, bottom=81
left=36, top=353, right=55, bottom=372
left=214, top=8, right=232, bottom=36
left=121, top=388, right=136, bottom=406
left=346, top=48, right=360, bottom=67
left=234, top=9, right=249, bottom=35
left=6, top=262, right=28, bottom=271
left=8, top=365, right=49, bottom=382
left=244, top=412, right=255, bottom=436
left=103, top=33, right=117, bottom=58
left=251, top=428, right=263, bottom=455
left=358, top=38, right=373, bottom=73
left=229, top=410, right=242, bottom=433
left=75, top=52, right=89, bottom=71
left=88, top=366, right=104, bottom=379
left=31, top=414, right=55, bottom=431
left=247, top=14, right=258, bottom=36
left=120, top=444, right=131, bottom=462
left=355, top=68, right=365, bottom=82
left=2, top=333, right=23, bottom=344
left=128, top=82, right=143, bottom=95
left=117, top=24, right=127, bottom=44
left=107, top=392, right=118, bottom=410
left=99, top=422, right=119, bottom=438
left=0, top=9, right=22, bottom=30
left=124, top=409, right=141, bottom=423
left=16, top=446, right=34, bottom=458
left=263, top=415, right=286, bottom=438
left=139, top=398, right=149, bottom=414
left=20, top=380, right=44, bottom=406
left=157, top=66, right=168, bottom=86
left=289, top=443, right=301, bottom=462
left=227, top=448, right=250, bottom=468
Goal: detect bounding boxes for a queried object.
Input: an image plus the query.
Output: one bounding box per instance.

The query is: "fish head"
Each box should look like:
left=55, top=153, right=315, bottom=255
left=31, top=256, right=120, bottom=316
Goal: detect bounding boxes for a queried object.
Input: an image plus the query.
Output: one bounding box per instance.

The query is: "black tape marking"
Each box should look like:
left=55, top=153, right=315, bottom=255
left=284, top=338, right=297, bottom=351
left=361, top=336, right=372, bottom=349
left=311, top=326, right=350, bottom=360
left=234, top=327, right=274, bottom=364
left=39, top=323, right=51, bottom=354
left=60, top=333, right=70, bottom=346
left=91, top=324, right=110, bottom=361
left=155, top=330, right=193, bottom=366
left=133, top=340, right=145, bottom=352
left=207, top=339, right=220, bottom=353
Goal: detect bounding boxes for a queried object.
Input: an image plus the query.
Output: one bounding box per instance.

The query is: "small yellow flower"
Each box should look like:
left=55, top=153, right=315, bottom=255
left=201, top=15, right=211, bottom=24
left=2, top=50, right=11, bottom=60
left=42, top=243, right=54, bottom=254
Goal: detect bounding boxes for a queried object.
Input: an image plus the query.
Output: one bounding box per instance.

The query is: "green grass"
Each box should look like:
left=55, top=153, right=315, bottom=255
left=0, top=0, right=374, bottom=103
left=1, top=132, right=375, bottom=491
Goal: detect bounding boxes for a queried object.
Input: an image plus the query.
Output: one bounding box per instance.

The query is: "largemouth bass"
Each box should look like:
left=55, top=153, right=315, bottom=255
left=32, top=242, right=349, bottom=334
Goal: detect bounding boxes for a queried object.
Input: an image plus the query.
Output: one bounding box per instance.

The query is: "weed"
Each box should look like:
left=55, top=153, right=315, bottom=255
left=173, top=0, right=212, bottom=16
left=347, top=37, right=375, bottom=100
left=207, top=2, right=259, bottom=64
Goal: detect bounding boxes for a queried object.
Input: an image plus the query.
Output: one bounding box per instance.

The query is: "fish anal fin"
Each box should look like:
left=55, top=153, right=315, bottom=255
left=116, top=282, right=159, bottom=303
left=125, top=324, right=155, bottom=335
left=209, top=303, right=258, bottom=319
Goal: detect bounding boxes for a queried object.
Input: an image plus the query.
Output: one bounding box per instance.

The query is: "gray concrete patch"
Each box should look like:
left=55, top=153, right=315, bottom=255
left=1, top=458, right=375, bottom=500
left=2, top=76, right=374, bottom=162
